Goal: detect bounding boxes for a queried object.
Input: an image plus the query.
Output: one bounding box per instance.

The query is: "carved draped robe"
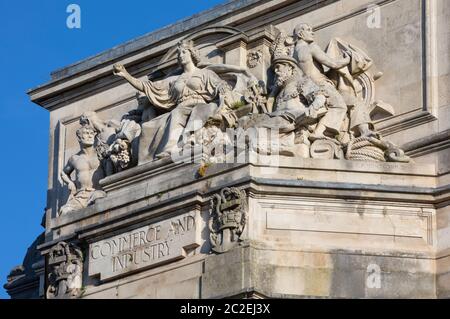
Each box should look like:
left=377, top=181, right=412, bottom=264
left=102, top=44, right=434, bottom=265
left=139, top=67, right=224, bottom=162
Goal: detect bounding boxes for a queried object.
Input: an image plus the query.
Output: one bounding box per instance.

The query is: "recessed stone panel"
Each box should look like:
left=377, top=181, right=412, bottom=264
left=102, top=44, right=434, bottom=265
left=88, top=211, right=201, bottom=281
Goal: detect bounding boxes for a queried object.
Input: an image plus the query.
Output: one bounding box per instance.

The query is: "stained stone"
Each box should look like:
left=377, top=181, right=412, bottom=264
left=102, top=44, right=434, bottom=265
left=5, top=0, right=450, bottom=299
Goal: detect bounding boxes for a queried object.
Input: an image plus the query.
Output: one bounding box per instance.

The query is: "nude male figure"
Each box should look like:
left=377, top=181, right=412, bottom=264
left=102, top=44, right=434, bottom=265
left=59, top=124, right=106, bottom=216
left=293, top=23, right=375, bottom=138
left=292, top=23, right=350, bottom=140
left=293, top=23, right=350, bottom=86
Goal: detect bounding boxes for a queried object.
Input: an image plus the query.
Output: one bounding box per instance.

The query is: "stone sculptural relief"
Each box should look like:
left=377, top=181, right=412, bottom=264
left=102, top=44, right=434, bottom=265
left=59, top=111, right=141, bottom=216
left=209, top=187, right=247, bottom=253
left=59, top=123, right=107, bottom=216
left=232, top=24, right=411, bottom=162
left=58, top=23, right=410, bottom=216
left=113, top=39, right=258, bottom=161
left=46, top=242, right=83, bottom=299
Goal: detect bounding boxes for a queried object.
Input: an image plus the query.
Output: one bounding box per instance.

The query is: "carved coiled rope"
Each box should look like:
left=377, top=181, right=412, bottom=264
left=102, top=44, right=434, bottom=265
left=346, top=137, right=386, bottom=162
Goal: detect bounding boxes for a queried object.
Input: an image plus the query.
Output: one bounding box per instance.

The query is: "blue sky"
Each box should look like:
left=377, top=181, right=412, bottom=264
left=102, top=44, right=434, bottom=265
left=0, top=0, right=225, bottom=299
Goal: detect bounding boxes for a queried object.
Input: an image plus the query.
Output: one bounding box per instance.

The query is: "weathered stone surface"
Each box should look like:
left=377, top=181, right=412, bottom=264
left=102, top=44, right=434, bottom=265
left=6, top=0, right=450, bottom=299
left=46, top=242, right=83, bottom=299
left=88, top=211, right=201, bottom=281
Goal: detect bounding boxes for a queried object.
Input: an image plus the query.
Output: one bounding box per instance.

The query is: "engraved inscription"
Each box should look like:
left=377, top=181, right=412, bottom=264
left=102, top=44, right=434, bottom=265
left=89, top=212, right=200, bottom=280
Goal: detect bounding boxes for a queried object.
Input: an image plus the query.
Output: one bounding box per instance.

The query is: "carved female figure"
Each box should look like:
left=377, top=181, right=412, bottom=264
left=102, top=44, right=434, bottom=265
left=113, top=40, right=230, bottom=160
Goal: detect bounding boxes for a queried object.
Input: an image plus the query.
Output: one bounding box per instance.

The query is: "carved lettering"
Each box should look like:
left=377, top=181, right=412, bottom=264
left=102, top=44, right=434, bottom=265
left=89, top=213, right=200, bottom=280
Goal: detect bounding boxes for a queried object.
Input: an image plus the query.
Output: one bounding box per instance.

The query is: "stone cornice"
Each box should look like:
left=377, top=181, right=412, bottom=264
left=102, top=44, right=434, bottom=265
left=27, top=0, right=337, bottom=110
left=402, top=128, right=450, bottom=157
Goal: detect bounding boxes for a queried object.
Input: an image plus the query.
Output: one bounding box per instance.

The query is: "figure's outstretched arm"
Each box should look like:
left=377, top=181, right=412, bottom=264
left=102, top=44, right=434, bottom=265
left=113, top=63, right=145, bottom=92
left=311, top=44, right=350, bottom=70
left=80, top=111, right=106, bottom=134
left=114, top=63, right=175, bottom=110
left=204, top=63, right=256, bottom=81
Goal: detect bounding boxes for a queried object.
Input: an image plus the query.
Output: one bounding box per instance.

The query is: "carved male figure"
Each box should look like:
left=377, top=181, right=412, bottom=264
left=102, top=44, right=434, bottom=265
left=237, top=54, right=331, bottom=156
left=271, top=57, right=325, bottom=123
left=293, top=23, right=375, bottom=138
left=79, top=111, right=118, bottom=146
left=292, top=23, right=350, bottom=140
left=79, top=111, right=141, bottom=175
left=293, top=23, right=350, bottom=86
left=59, top=124, right=106, bottom=215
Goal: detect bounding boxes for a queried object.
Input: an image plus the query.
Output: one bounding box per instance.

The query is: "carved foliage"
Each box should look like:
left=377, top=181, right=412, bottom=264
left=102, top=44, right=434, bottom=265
left=46, top=242, right=83, bottom=299
left=209, top=187, right=247, bottom=253
left=81, top=112, right=142, bottom=176
left=247, top=50, right=263, bottom=68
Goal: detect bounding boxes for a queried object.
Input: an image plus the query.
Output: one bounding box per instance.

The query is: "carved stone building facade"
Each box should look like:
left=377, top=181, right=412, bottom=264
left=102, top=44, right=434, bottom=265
left=5, top=0, right=450, bottom=298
